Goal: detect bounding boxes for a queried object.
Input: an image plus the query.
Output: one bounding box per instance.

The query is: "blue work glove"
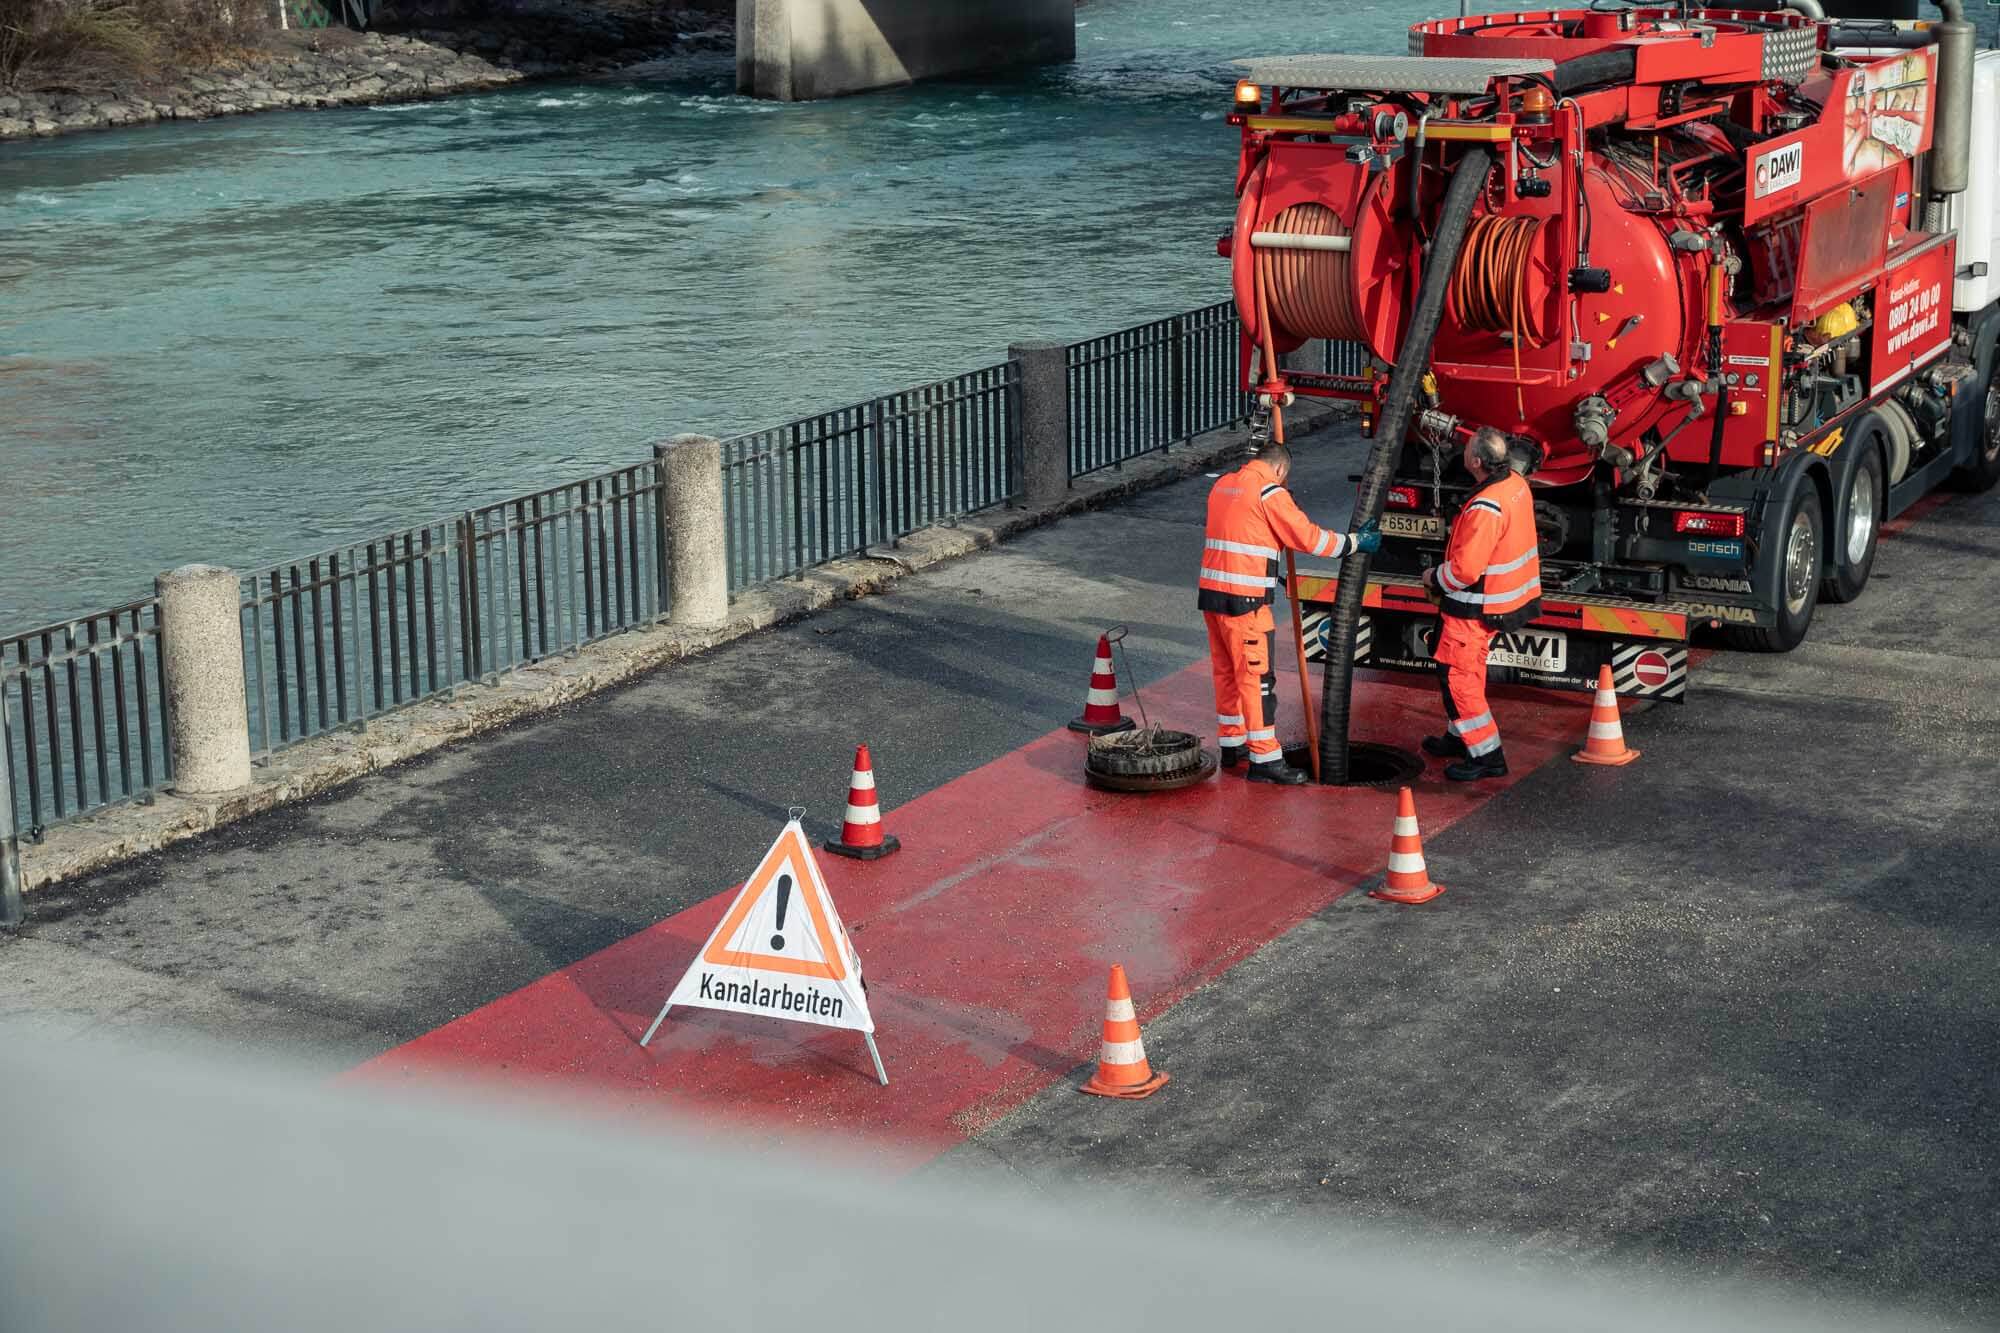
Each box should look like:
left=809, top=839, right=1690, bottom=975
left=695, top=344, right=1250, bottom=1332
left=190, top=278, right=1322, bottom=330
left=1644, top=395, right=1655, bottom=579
left=1350, top=519, right=1382, bottom=555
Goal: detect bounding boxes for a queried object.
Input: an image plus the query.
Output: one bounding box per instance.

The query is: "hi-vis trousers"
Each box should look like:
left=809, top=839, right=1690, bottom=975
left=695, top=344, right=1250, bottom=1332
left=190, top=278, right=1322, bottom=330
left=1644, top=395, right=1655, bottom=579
left=1205, top=606, right=1282, bottom=766
left=1435, top=615, right=1503, bottom=758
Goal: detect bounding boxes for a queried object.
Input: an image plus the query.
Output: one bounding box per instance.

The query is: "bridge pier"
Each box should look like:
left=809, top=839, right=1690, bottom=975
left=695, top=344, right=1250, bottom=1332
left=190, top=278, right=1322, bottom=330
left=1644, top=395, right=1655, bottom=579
left=737, top=0, right=1074, bottom=102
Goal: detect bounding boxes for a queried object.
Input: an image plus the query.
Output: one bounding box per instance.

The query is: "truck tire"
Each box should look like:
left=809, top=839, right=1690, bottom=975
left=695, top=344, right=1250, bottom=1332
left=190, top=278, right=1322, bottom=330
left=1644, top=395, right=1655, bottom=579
left=1728, top=482, right=1823, bottom=652
left=1949, top=361, right=2000, bottom=492
left=1821, top=427, right=1883, bottom=604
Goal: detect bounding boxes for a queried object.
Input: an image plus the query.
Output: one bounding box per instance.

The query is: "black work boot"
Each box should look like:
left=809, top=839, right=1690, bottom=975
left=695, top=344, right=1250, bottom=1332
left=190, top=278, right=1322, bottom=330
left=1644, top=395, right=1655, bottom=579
left=1422, top=734, right=1466, bottom=759
left=1245, top=760, right=1310, bottom=786
left=1444, top=749, right=1509, bottom=782
left=1219, top=745, right=1244, bottom=769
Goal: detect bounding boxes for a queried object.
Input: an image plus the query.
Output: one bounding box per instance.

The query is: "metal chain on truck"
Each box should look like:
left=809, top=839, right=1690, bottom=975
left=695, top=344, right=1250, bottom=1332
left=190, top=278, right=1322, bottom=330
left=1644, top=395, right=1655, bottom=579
left=1247, top=399, right=1273, bottom=459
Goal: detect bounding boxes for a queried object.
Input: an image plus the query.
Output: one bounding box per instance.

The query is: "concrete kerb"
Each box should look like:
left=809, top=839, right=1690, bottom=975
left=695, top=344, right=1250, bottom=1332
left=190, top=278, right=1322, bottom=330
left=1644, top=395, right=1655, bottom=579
left=16, top=403, right=1341, bottom=893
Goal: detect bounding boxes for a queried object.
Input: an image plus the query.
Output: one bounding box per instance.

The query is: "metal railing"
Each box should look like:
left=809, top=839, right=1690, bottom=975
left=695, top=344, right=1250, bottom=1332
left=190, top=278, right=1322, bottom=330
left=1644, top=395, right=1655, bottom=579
left=240, top=522, right=461, bottom=754
left=1311, top=337, right=1372, bottom=378
left=238, top=460, right=668, bottom=755
left=1, top=603, right=174, bottom=839
left=459, top=462, right=666, bottom=680
left=722, top=362, right=1019, bottom=589
left=4, top=298, right=1369, bottom=836
left=1067, top=301, right=1253, bottom=478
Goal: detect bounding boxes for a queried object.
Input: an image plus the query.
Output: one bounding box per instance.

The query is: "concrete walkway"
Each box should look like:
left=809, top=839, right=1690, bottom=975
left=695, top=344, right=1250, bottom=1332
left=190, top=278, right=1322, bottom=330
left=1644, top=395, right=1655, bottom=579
left=3, top=417, right=1996, bottom=1323
left=0, top=418, right=1360, bottom=1062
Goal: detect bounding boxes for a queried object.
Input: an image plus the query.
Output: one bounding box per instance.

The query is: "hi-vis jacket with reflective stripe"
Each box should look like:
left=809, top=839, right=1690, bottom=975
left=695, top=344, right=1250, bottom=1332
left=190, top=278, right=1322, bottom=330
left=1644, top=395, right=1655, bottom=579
left=1429, top=469, right=1543, bottom=630
left=1198, top=458, right=1351, bottom=616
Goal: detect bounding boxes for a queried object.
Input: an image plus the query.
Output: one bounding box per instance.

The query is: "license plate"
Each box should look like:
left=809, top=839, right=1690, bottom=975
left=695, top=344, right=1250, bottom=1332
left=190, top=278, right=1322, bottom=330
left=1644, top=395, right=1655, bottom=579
left=1379, top=512, right=1444, bottom=540
left=1489, top=629, right=1566, bottom=673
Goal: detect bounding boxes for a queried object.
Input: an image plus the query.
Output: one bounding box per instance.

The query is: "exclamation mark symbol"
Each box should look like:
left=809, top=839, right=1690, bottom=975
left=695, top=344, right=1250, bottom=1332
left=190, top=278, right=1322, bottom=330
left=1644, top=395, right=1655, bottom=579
left=770, top=873, right=793, bottom=951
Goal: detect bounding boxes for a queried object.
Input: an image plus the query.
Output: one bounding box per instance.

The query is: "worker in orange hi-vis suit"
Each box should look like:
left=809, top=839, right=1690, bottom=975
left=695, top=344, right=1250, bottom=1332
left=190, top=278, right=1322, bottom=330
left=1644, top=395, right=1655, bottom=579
left=1421, top=427, right=1544, bottom=782
left=1199, top=443, right=1379, bottom=785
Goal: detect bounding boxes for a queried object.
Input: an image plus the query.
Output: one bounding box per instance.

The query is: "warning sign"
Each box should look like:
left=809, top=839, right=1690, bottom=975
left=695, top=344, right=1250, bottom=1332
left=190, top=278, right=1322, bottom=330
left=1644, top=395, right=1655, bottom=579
left=648, top=818, right=875, bottom=1037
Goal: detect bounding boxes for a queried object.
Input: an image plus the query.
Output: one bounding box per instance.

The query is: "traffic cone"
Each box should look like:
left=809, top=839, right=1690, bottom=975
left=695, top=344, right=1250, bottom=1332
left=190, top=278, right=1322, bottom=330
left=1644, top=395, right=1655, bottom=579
left=823, top=744, right=901, bottom=860
left=1067, top=634, right=1136, bottom=735
left=1368, top=786, right=1445, bottom=905
left=1080, top=964, right=1170, bottom=1099
left=1571, top=665, right=1640, bottom=766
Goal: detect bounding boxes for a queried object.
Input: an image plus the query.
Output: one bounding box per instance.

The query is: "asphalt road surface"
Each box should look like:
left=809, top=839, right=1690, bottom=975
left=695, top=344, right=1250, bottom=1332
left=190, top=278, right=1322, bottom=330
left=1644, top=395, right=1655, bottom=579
left=3, top=420, right=1994, bottom=1325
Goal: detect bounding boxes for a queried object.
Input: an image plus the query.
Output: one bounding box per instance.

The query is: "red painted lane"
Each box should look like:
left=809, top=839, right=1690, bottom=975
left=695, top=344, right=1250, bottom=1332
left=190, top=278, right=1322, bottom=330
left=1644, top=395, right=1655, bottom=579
left=354, top=664, right=1594, bottom=1161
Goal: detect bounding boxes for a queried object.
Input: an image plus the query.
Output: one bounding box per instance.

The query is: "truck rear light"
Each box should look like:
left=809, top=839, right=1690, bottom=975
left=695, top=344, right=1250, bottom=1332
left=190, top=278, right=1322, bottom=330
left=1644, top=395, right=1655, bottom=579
left=1672, top=510, right=1745, bottom=537
left=1385, top=485, right=1419, bottom=510
left=1235, top=81, right=1263, bottom=107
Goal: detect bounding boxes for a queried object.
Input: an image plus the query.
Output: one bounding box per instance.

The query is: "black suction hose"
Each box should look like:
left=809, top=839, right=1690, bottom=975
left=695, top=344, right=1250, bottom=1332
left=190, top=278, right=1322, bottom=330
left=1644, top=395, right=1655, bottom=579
left=1317, top=146, right=1494, bottom=783
left=1551, top=48, right=1637, bottom=96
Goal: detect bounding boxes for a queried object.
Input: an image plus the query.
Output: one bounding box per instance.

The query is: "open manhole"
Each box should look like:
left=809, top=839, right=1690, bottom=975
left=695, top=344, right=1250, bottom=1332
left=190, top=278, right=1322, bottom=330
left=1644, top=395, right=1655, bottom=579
left=1281, top=740, right=1423, bottom=788
left=1085, top=727, right=1216, bottom=792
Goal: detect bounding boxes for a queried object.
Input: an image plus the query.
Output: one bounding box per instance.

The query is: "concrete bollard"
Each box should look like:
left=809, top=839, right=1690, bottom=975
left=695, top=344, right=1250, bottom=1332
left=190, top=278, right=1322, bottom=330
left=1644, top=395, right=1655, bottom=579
left=156, top=564, right=252, bottom=795
left=1, top=686, right=22, bottom=928
left=657, top=435, right=729, bottom=627
left=1010, top=340, right=1070, bottom=508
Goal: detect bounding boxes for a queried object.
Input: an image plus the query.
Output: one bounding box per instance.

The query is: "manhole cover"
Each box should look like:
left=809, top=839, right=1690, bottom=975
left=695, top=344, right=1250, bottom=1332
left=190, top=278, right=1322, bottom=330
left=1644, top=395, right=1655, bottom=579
left=1281, top=741, right=1423, bottom=788
left=1085, top=728, right=1215, bottom=792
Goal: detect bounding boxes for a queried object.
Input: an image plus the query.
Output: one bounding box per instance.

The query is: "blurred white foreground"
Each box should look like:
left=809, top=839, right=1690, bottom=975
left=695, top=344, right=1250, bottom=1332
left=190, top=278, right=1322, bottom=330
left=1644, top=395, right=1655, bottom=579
left=0, top=1032, right=1940, bottom=1331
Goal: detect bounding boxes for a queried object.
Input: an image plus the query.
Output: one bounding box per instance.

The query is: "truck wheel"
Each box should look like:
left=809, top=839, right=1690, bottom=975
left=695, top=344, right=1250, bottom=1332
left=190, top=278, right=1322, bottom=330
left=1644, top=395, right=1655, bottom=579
left=1821, top=435, right=1882, bottom=604
left=1727, top=483, right=1822, bottom=652
left=1949, top=366, right=2000, bottom=493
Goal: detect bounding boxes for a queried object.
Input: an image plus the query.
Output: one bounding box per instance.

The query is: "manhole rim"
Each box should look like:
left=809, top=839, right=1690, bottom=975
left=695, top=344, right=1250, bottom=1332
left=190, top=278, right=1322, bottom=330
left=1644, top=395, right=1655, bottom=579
left=1083, top=747, right=1219, bottom=793
left=1279, top=740, right=1424, bottom=788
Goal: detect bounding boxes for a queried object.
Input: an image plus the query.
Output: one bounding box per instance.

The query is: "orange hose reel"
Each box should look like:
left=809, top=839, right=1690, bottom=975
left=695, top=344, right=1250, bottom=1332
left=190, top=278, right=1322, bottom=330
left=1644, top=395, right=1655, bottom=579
left=1253, top=202, right=1368, bottom=346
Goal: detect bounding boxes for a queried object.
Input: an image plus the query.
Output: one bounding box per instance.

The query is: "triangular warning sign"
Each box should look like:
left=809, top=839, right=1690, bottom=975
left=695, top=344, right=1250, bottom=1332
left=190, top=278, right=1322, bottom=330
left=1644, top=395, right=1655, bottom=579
left=654, top=819, right=874, bottom=1035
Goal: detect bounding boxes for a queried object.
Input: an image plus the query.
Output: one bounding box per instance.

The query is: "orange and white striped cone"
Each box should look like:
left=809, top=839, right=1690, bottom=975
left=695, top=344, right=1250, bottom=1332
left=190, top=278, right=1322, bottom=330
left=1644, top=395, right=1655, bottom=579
left=1571, top=665, right=1640, bottom=767
left=1067, top=634, right=1136, bottom=735
left=823, top=743, right=902, bottom=860
left=1368, top=786, right=1445, bottom=905
left=1079, top=964, right=1169, bottom=1099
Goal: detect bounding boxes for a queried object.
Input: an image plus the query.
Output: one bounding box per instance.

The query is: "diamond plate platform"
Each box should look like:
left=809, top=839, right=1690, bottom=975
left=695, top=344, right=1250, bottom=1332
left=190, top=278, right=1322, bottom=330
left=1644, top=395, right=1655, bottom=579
left=1232, top=54, right=1555, bottom=94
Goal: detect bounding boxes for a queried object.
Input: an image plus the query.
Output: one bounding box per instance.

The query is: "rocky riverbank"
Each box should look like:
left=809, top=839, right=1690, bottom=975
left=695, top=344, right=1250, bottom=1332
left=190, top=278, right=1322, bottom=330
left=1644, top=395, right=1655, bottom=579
left=0, top=6, right=732, bottom=142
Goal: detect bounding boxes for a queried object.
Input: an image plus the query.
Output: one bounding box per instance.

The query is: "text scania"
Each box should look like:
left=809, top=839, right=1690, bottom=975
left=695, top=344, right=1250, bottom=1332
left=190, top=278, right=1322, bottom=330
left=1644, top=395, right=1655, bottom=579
left=1682, top=602, right=1760, bottom=624
left=1884, top=275, right=1943, bottom=356
left=698, top=973, right=844, bottom=1019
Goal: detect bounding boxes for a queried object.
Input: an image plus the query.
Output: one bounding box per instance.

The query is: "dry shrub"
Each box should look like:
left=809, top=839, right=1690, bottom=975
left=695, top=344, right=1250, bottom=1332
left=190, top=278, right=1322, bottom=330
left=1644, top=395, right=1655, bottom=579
left=147, top=0, right=256, bottom=64
left=1, top=0, right=258, bottom=89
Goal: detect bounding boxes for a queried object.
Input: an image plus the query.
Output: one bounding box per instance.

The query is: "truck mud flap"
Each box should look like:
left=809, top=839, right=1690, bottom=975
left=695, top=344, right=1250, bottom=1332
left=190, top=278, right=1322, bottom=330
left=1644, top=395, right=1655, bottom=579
left=1609, top=641, right=1688, bottom=700
left=1300, top=611, right=1689, bottom=702
left=1300, top=609, right=1369, bottom=664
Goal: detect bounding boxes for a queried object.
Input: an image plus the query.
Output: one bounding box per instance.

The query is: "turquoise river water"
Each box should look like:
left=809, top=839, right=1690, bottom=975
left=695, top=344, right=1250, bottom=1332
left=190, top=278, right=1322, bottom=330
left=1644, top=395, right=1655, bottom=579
left=9, top=0, right=1982, bottom=627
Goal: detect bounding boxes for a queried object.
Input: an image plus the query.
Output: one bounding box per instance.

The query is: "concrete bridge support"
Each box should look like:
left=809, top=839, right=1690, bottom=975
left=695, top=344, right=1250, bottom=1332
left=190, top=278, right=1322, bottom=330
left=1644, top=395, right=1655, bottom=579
left=737, top=0, right=1075, bottom=102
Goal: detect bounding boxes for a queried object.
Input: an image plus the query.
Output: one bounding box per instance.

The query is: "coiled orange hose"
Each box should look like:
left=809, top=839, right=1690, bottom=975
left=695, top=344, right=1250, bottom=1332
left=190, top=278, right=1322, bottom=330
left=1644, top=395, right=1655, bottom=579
left=1254, top=203, right=1367, bottom=345
left=1448, top=213, right=1544, bottom=419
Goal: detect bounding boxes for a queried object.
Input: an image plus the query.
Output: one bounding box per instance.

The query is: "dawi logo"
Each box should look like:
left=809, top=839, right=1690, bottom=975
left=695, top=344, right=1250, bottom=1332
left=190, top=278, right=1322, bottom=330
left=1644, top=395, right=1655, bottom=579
left=1754, top=141, right=1804, bottom=199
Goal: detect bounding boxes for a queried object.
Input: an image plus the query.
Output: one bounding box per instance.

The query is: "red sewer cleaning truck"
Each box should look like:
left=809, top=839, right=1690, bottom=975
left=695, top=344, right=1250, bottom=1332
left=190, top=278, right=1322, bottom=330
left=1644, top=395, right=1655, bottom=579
left=1223, top=0, right=2000, bottom=715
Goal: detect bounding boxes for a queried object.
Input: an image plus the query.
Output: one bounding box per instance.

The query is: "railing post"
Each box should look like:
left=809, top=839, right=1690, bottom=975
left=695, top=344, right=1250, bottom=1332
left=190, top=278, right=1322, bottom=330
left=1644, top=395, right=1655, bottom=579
left=659, top=434, right=729, bottom=628
left=457, top=513, right=482, bottom=683
left=1009, top=340, right=1070, bottom=507
left=651, top=444, right=674, bottom=619
left=156, top=564, right=252, bottom=796
left=868, top=397, right=890, bottom=547
left=1, top=684, right=23, bottom=929
left=1170, top=314, right=1188, bottom=446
